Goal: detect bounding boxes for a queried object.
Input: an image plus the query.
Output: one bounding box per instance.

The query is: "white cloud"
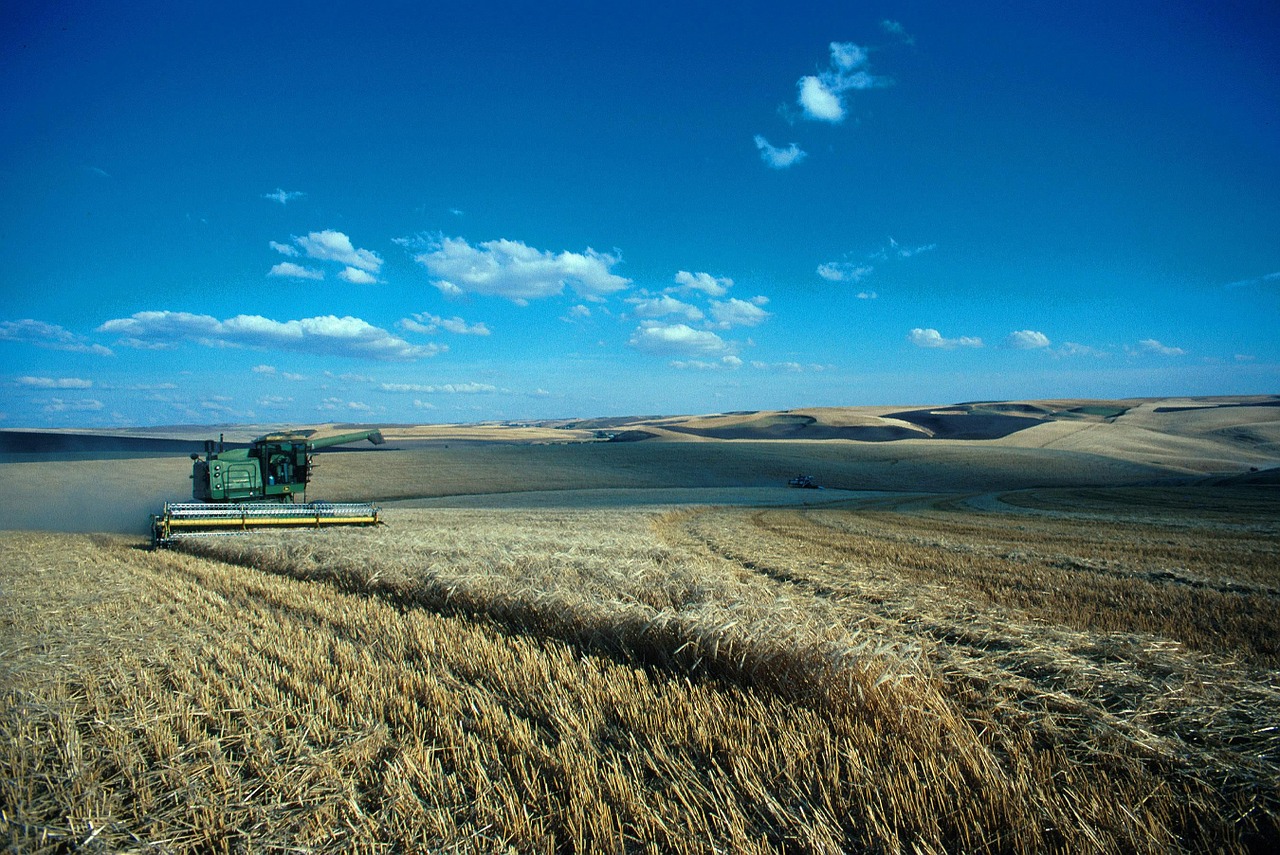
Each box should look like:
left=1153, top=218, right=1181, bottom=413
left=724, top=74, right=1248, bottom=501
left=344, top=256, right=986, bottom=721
left=820, top=237, right=932, bottom=285
left=753, top=135, right=807, bottom=169
left=252, top=364, right=276, bottom=374
left=294, top=230, right=383, bottom=273
left=816, top=262, right=874, bottom=282
left=797, top=76, right=844, bottom=122
left=262, top=188, right=305, bottom=205
left=1056, top=342, right=1107, bottom=358
left=338, top=266, right=378, bottom=285
left=750, top=361, right=830, bottom=373
left=709, top=297, right=771, bottom=328
left=880, top=19, right=915, bottom=44
left=671, top=356, right=744, bottom=370
left=830, top=42, right=868, bottom=72
left=889, top=238, right=937, bottom=258
left=317, top=398, right=373, bottom=412
left=674, top=270, right=732, bottom=297
left=628, top=321, right=730, bottom=357
left=1137, top=338, right=1187, bottom=356
left=567, top=304, right=592, bottom=319
left=0, top=319, right=112, bottom=356
left=97, top=311, right=443, bottom=361
left=1005, top=330, right=1051, bottom=349
left=908, top=328, right=983, bottom=349
left=627, top=295, right=704, bottom=322
left=40, top=397, right=104, bottom=413
left=268, top=261, right=324, bottom=280
left=857, top=291, right=877, bottom=300
left=1224, top=270, right=1280, bottom=290
left=269, top=240, right=299, bottom=257
left=415, top=236, right=630, bottom=303
left=380, top=382, right=497, bottom=394
left=400, top=312, right=491, bottom=336
left=797, top=41, right=888, bottom=123
left=15, top=376, right=93, bottom=389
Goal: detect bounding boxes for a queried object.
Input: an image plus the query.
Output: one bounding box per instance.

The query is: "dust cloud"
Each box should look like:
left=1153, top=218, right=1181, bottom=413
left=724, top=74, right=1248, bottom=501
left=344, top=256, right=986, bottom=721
left=0, top=454, right=193, bottom=539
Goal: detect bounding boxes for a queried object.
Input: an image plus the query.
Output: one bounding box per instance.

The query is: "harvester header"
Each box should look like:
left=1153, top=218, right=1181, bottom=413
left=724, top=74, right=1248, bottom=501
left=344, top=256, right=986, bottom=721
left=151, top=427, right=385, bottom=547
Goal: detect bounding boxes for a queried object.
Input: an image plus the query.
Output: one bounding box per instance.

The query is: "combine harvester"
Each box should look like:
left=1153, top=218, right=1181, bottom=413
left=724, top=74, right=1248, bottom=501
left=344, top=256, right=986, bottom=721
left=151, top=428, right=385, bottom=548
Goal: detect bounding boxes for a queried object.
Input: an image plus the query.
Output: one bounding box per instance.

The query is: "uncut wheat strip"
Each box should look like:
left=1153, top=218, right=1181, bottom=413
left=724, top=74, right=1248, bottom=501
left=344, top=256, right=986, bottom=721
left=183, top=535, right=912, bottom=720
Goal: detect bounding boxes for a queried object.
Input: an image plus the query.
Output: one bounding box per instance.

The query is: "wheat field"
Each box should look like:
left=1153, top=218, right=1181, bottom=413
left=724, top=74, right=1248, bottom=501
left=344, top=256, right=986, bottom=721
left=4, top=483, right=1278, bottom=853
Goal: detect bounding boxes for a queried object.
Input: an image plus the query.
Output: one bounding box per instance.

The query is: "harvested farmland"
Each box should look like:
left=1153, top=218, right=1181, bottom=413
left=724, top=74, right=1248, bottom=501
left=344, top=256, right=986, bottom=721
left=4, top=486, right=1278, bottom=853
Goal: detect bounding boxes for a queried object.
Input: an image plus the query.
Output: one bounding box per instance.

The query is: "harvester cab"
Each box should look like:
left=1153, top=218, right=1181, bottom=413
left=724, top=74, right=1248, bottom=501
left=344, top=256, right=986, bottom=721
left=151, top=428, right=386, bottom=548
left=191, top=429, right=384, bottom=503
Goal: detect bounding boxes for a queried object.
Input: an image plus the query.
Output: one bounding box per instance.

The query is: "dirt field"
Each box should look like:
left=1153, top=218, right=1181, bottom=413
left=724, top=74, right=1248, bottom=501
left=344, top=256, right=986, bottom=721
left=2, top=397, right=1278, bottom=851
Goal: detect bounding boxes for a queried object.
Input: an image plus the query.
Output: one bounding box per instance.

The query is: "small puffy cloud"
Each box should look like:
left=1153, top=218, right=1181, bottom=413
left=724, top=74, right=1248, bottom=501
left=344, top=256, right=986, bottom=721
left=294, top=230, right=383, bottom=273
left=415, top=236, right=630, bottom=303
left=380, top=382, right=497, bottom=394
left=269, top=261, right=324, bottom=280
left=41, top=397, right=104, bottom=413
left=857, top=291, right=877, bottom=300
left=400, top=312, right=491, bottom=336
left=252, top=364, right=276, bottom=374
left=881, top=19, right=915, bottom=44
left=270, top=240, right=299, bottom=257
left=753, top=135, right=807, bottom=169
left=628, top=321, right=730, bottom=357
left=262, top=188, right=305, bottom=205
left=567, top=304, right=592, bottom=319
left=317, top=397, right=373, bottom=412
left=671, top=356, right=743, bottom=370
left=908, top=328, right=983, bottom=349
left=15, top=376, right=93, bottom=389
left=97, top=311, right=443, bottom=361
left=709, top=297, right=771, bottom=329
left=627, top=295, right=704, bottom=322
left=1005, top=330, right=1051, bottom=349
left=674, top=270, right=732, bottom=297
left=1056, top=342, right=1107, bottom=358
left=1137, top=338, right=1187, bottom=356
left=257, top=395, right=293, bottom=408
left=797, top=76, right=844, bottom=122
left=338, top=266, right=378, bottom=285
left=750, top=361, right=830, bottom=373
left=0, top=319, right=112, bottom=355
left=816, top=262, right=873, bottom=283
left=888, top=238, right=936, bottom=258
left=797, top=41, right=888, bottom=124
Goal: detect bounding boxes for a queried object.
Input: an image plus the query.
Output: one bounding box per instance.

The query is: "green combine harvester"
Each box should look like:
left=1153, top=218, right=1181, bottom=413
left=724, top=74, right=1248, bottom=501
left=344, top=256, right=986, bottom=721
left=151, top=428, right=385, bottom=548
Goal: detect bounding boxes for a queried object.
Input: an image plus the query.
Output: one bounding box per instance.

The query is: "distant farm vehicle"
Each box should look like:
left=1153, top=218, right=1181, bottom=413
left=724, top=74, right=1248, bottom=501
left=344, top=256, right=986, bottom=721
left=151, top=429, right=385, bottom=547
left=789, top=474, right=822, bottom=489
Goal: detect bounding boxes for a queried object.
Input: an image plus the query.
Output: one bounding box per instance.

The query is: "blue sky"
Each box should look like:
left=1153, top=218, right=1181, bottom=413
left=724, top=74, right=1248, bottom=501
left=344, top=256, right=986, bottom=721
left=2, top=1, right=1277, bottom=427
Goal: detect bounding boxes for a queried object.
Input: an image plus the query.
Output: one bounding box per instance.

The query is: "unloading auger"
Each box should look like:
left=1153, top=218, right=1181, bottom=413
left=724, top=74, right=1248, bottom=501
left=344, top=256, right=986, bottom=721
left=151, top=428, right=385, bottom=547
